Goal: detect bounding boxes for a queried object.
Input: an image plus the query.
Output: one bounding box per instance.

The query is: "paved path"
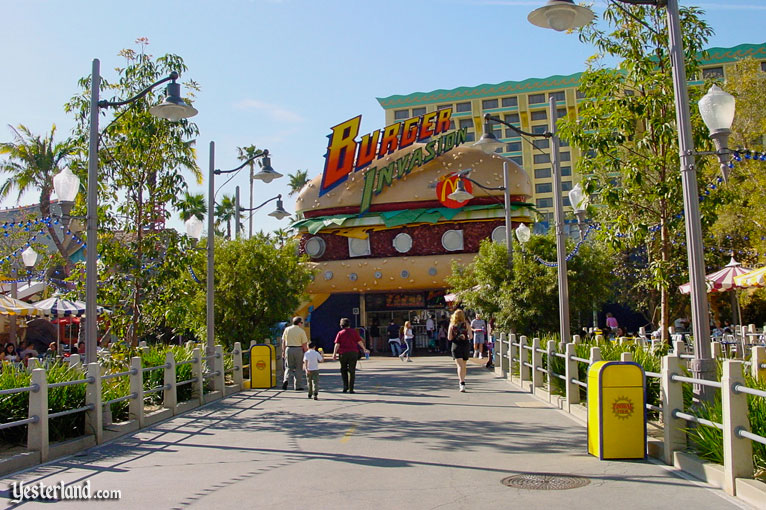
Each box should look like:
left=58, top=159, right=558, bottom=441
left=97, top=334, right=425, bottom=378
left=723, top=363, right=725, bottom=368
left=0, top=356, right=751, bottom=509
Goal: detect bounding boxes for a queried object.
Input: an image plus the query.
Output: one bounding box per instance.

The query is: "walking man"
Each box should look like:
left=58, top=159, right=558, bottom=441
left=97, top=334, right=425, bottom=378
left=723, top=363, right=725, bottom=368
left=471, top=313, right=487, bottom=358
left=282, top=316, right=308, bottom=391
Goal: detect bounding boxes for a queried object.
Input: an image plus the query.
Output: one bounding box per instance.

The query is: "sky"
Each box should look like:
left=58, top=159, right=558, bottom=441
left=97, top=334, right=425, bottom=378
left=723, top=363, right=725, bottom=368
left=1, top=0, right=765, bottom=236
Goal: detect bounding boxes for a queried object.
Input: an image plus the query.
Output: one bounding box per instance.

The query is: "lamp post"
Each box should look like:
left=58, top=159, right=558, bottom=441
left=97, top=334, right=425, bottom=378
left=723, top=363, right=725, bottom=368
left=7, top=246, right=38, bottom=346
left=528, top=0, right=737, bottom=400
left=568, top=182, right=587, bottom=240
left=207, top=146, right=282, bottom=357
left=475, top=103, right=572, bottom=343
left=82, top=59, right=197, bottom=363
left=234, top=189, right=290, bottom=238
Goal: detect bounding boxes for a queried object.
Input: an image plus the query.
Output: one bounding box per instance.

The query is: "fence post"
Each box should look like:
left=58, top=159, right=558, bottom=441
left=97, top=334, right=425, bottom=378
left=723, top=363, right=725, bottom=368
left=589, top=346, right=601, bottom=365
left=751, top=346, right=765, bottom=382
left=712, top=341, right=723, bottom=361
left=68, top=353, right=81, bottom=368
left=129, top=356, right=144, bottom=428
left=27, top=368, right=48, bottom=462
left=672, top=340, right=685, bottom=357
left=232, top=342, right=244, bottom=389
left=85, top=362, right=103, bottom=444
left=213, top=345, right=225, bottom=395
left=532, top=337, right=543, bottom=389
left=594, top=334, right=604, bottom=343
left=621, top=352, right=633, bottom=362
left=508, top=334, right=517, bottom=382
left=661, top=354, right=685, bottom=465
left=651, top=339, right=660, bottom=353
left=191, top=348, right=204, bottom=405
left=519, top=336, right=529, bottom=385
left=546, top=339, right=556, bottom=402
left=495, top=332, right=504, bottom=377
left=565, top=343, right=579, bottom=410
left=164, top=351, right=177, bottom=415
left=27, top=358, right=41, bottom=371
left=721, top=360, right=754, bottom=496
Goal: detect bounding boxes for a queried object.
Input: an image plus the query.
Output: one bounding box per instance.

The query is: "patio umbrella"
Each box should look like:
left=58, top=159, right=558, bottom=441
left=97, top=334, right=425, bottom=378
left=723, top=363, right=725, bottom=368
left=0, top=295, right=42, bottom=316
left=678, top=257, right=751, bottom=294
left=33, top=296, right=100, bottom=317
left=734, top=266, right=766, bottom=288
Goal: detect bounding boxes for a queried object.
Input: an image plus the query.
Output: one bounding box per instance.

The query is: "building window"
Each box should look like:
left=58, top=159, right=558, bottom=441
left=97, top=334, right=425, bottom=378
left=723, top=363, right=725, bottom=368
left=557, top=108, right=567, bottom=118
left=533, top=139, right=549, bottom=150
left=449, top=121, right=456, bottom=130
left=532, top=125, right=547, bottom=134
left=482, top=98, right=498, bottom=110
left=536, top=182, right=552, bottom=193
left=561, top=181, right=572, bottom=192
left=502, top=96, right=518, bottom=107
left=437, top=104, right=452, bottom=111
left=348, top=237, right=371, bottom=258
left=534, top=153, right=550, bottom=164
left=560, top=138, right=570, bottom=147
left=561, top=166, right=572, bottom=176
left=560, top=151, right=571, bottom=162
left=394, top=109, right=409, bottom=120
left=510, top=156, right=523, bottom=165
left=505, top=141, right=522, bottom=152
left=563, top=197, right=571, bottom=208
left=529, top=93, right=545, bottom=104
left=531, top=110, right=547, bottom=121
left=504, top=113, right=520, bottom=125
left=466, top=132, right=475, bottom=142
left=459, top=119, right=473, bottom=130
left=549, top=91, right=566, bottom=102
left=576, top=89, right=586, bottom=99
left=455, top=101, right=471, bottom=113
left=702, top=66, right=724, bottom=79
left=535, top=168, right=551, bottom=179
left=412, top=107, right=426, bottom=117
left=441, top=230, right=464, bottom=251
left=536, top=198, right=553, bottom=208
left=761, top=62, right=766, bottom=72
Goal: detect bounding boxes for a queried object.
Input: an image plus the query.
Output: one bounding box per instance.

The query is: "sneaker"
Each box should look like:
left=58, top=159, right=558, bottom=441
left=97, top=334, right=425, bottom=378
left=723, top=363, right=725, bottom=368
left=282, top=381, right=288, bottom=390
left=307, top=393, right=312, bottom=399
left=399, top=354, right=405, bottom=361
left=342, top=389, right=348, bottom=393
left=296, top=387, right=305, bottom=391
left=407, top=358, right=412, bottom=362
left=349, top=390, right=355, bottom=394
left=314, top=395, right=318, bottom=400
left=459, top=382, right=466, bottom=393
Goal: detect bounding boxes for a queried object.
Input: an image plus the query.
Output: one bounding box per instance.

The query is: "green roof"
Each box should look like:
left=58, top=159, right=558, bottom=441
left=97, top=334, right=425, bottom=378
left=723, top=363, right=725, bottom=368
left=377, top=42, right=766, bottom=109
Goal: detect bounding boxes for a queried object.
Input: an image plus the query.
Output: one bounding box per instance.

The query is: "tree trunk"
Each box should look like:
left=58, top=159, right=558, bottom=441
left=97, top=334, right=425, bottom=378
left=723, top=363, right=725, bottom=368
left=660, top=217, right=670, bottom=344
left=39, top=188, right=73, bottom=275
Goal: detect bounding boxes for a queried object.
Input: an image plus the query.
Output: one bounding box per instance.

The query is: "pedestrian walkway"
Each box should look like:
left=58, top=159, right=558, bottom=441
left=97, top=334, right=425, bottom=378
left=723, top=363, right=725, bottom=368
left=0, top=357, right=751, bottom=509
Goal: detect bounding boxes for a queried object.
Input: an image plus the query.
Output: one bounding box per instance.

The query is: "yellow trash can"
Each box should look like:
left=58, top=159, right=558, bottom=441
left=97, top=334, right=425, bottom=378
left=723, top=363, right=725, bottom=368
left=249, top=344, right=276, bottom=389
left=587, top=361, right=646, bottom=460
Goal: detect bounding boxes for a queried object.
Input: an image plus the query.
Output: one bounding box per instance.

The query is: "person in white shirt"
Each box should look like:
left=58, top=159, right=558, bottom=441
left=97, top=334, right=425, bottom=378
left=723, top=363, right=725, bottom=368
left=303, top=342, right=324, bottom=400
left=471, top=314, right=487, bottom=358
left=282, top=316, right=309, bottom=391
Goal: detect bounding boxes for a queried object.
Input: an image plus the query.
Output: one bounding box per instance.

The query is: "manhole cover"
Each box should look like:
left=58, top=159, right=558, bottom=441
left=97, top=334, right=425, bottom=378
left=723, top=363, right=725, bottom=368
left=501, top=473, right=590, bottom=490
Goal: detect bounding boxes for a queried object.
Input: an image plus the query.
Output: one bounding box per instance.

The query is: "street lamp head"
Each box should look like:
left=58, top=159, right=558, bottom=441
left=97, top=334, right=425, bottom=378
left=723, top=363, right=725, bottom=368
left=268, top=195, right=291, bottom=220
left=185, top=215, right=204, bottom=241
left=21, top=246, right=38, bottom=269
left=515, top=223, right=532, bottom=244
left=568, top=182, right=587, bottom=213
left=149, top=81, right=199, bottom=122
left=253, top=152, right=283, bottom=183
left=698, top=85, right=736, bottom=182
left=447, top=178, right=474, bottom=202
left=528, top=0, right=595, bottom=32
left=53, top=167, right=80, bottom=220
left=474, top=114, right=505, bottom=154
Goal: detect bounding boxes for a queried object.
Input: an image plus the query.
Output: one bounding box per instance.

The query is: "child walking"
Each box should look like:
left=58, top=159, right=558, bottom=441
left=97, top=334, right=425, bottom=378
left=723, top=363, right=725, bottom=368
left=303, top=342, right=324, bottom=400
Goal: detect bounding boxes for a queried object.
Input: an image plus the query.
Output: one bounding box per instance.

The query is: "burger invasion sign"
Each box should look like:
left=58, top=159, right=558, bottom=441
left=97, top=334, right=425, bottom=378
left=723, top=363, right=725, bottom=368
left=321, top=107, right=469, bottom=214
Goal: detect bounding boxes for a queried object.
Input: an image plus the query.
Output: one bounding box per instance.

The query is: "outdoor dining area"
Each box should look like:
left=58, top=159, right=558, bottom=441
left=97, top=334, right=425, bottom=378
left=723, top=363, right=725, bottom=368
left=0, top=294, right=108, bottom=369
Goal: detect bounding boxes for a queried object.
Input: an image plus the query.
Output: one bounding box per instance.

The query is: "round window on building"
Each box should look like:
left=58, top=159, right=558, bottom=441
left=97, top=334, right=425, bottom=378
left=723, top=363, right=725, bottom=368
left=392, top=233, right=413, bottom=253
left=441, top=229, right=464, bottom=251
left=324, top=271, right=334, bottom=280
left=491, top=225, right=507, bottom=244
left=305, top=236, right=326, bottom=258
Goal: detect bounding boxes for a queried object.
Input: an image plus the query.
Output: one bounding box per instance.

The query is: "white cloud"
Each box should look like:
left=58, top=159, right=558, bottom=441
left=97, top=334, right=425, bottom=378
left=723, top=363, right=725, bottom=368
left=235, top=99, right=305, bottom=124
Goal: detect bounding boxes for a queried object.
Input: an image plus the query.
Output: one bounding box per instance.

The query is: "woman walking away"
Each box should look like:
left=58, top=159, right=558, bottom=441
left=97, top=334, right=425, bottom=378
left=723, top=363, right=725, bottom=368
left=332, top=318, right=369, bottom=394
left=400, top=321, right=414, bottom=362
left=448, top=310, right=472, bottom=392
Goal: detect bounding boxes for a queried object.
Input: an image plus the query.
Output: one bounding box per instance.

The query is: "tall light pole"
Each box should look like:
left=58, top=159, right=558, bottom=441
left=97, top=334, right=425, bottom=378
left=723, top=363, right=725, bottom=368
left=234, top=191, right=290, bottom=238
left=207, top=148, right=283, bottom=357
left=84, top=58, right=197, bottom=363
left=474, top=108, right=571, bottom=343
left=528, top=0, right=736, bottom=400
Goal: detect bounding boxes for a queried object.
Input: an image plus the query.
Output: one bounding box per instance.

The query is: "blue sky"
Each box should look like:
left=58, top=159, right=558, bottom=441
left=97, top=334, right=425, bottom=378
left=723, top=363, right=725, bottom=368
left=1, top=0, right=764, bottom=235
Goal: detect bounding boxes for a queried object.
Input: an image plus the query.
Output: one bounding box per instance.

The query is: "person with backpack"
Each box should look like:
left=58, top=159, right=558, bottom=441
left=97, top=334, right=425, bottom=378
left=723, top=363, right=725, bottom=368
left=448, top=309, right=472, bottom=393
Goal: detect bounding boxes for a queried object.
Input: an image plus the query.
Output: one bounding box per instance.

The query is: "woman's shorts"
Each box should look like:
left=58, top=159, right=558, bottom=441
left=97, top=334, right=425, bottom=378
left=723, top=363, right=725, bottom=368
left=451, top=341, right=470, bottom=360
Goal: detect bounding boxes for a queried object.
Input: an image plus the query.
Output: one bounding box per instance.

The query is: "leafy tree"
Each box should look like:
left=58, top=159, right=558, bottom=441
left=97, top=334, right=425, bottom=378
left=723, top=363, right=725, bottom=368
left=64, top=41, right=201, bottom=346
left=557, top=3, right=721, bottom=340
left=287, top=169, right=309, bottom=196
left=176, top=191, right=207, bottom=222
left=0, top=124, right=77, bottom=272
left=237, top=144, right=265, bottom=237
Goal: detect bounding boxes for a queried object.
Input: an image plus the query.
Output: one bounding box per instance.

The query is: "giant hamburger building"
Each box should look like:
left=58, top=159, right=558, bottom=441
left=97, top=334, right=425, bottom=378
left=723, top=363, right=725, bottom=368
left=292, top=107, right=533, bottom=352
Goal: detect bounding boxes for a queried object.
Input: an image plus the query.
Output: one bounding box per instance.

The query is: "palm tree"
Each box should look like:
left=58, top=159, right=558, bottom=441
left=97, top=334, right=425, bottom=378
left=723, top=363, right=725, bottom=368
left=237, top=145, right=263, bottom=238
left=288, top=169, right=309, bottom=196
left=215, top=194, right=237, bottom=239
left=0, top=124, right=75, bottom=271
left=176, top=191, right=207, bottom=222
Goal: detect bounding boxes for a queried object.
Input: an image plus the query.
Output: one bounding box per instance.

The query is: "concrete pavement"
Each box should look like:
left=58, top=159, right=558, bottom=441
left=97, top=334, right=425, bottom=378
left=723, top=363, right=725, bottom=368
left=0, top=356, right=752, bottom=509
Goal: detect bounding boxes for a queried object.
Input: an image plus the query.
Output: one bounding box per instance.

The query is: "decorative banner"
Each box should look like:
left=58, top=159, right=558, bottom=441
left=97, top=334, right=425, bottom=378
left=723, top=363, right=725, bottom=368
left=436, top=173, right=473, bottom=208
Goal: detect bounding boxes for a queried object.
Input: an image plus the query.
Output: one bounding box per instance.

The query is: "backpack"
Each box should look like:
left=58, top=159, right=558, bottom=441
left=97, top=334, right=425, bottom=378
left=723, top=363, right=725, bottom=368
left=454, top=322, right=468, bottom=342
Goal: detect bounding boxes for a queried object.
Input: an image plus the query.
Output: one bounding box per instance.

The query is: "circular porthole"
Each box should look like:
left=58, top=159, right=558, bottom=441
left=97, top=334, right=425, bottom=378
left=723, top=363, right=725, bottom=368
left=349, top=273, right=358, bottom=281
left=428, top=267, right=437, bottom=276
left=401, top=270, right=409, bottom=278
left=323, top=271, right=333, bottom=280
left=305, top=236, right=326, bottom=258
left=441, top=229, right=464, bottom=251
left=392, top=233, right=413, bottom=253
left=374, top=271, right=382, bottom=279
left=492, top=225, right=507, bottom=244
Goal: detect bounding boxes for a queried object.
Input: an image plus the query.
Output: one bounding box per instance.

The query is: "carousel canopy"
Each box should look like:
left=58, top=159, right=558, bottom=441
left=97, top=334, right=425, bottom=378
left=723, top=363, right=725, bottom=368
left=33, top=296, right=104, bottom=317
left=678, top=257, right=751, bottom=295
left=734, top=265, right=766, bottom=288
left=0, top=295, right=42, bottom=316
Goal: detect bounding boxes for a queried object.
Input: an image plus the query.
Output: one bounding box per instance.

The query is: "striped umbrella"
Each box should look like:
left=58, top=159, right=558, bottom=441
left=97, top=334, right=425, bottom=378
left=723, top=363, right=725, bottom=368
left=734, top=266, right=766, bottom=288
left=678, top=257, right=751, bottom=294
left=0, top=295, right=42, bottom=316
left=33, top=296, right=102, bottom=317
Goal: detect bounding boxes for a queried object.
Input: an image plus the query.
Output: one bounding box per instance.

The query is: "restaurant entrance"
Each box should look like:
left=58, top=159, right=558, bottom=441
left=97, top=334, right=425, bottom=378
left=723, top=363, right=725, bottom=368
left=364, top=291, right=449, bottom=354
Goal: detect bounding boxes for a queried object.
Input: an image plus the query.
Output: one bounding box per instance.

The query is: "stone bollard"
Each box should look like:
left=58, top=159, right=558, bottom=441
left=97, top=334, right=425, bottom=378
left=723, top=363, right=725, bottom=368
left=519, top=336, right=529, bottom=384
left=213, top=345, right=225, bottom=396
left=163, top=351, right=177, bottom=415
left=589, top=346, right=601, bottom=365
left=620, top=351, right=633, bottom=362
left=191, top=348, right=204, bottom=406
left=531, top=337, right=543, bottom=389
left=721, top=360, right=754, bottom=496
left=128, top=357, right=145, bottom=428
left=508, top=334, right=517, bottom=382
left=751, top=346, right=766, bottom=382
left=232, top=342, right=244, bottom=389
left=661, top=354, right=686, bottom=465
left=68, top=354, right=81, bottom=368
left=546, top=339, right=556, bottom=402
left=565, top=343, right=579, bottom=409
left=28, top=368, right=49, bottom=462
left=712, top=341, right=723, bottom=360
left=85, top=362, right=103, bottom=444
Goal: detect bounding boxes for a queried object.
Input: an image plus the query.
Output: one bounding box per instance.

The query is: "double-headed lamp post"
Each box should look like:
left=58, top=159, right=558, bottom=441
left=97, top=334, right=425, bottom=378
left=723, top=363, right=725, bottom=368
left=234, top=191, right=290, bottom=238
left=206, top=146, right=283, bottom=357
left=528, top=0, right=737, bottom=400
left=474, top=103, right=572, bottom=344
left=79, top=59, right=197, bottom=362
